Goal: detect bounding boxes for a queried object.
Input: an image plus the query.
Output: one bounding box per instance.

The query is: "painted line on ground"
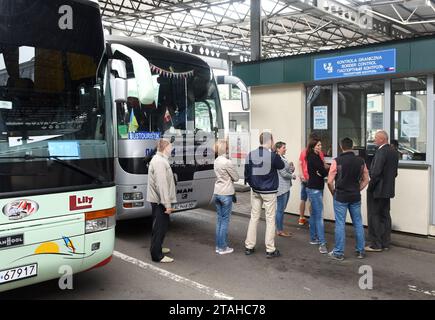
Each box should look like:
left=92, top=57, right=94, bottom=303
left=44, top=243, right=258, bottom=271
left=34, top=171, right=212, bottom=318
left=113, top=250, right=234, bottom=300
left=408, top=285, right=435, bottom=297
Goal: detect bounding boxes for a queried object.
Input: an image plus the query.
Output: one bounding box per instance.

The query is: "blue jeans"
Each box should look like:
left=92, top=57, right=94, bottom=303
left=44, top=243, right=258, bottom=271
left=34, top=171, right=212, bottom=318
left=333, top=199, right=365, bottom=255
left=300, top=181, right=308, bottom=201
left=275, top=191, right=290, bottom=232
left=214, top=194, right=233, bottom=250
left=306, top=188, right=326, bottom=245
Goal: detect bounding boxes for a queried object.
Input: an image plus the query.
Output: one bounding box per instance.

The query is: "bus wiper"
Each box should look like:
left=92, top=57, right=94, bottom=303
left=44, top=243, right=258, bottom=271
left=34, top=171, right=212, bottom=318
left=0, top=155, right=106, bottom=184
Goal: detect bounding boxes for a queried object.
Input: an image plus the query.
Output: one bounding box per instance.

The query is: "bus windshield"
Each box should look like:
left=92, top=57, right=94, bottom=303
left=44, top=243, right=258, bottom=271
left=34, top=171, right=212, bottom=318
left=116, top=58, right=223, bottom=139
left=0, top=0, right=113, bottom=194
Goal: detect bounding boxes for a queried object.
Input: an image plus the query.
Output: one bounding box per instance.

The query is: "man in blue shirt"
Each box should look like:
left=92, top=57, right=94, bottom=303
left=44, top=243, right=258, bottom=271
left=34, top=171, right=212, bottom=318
left=244, top=132, right=285, bottom=258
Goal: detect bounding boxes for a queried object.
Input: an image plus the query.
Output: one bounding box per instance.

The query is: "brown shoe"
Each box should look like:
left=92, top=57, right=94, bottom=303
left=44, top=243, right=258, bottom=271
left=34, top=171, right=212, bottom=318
left=365, top=246, right=382, bottom=252
left=277, top=231, right=292, bottom=237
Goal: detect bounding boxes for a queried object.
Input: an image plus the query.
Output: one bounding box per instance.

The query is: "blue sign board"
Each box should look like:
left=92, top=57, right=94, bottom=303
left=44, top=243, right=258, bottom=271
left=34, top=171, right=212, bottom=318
left=128, top=132, right=161, bottom=140
left=314, top=49, right=396, bottom=81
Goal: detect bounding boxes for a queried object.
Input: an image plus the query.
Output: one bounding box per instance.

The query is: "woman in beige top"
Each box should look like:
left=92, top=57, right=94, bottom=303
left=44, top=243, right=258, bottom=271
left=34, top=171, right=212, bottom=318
left=213, top=139, right=239, bottom=255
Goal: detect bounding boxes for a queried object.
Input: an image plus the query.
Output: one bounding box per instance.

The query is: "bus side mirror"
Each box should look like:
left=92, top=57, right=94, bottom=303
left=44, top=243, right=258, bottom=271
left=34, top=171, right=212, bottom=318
left=110, top=44, right=154, bottom=105
left=216, top=75, right=250, bottom=111
left=110, top=59, right=128, bottom=103
left=241, top=91, right=249, bottom=111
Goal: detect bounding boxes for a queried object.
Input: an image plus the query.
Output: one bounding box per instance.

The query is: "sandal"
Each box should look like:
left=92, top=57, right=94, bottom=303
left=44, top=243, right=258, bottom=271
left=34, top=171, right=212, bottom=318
left=277, top=231, right=292, bottom=237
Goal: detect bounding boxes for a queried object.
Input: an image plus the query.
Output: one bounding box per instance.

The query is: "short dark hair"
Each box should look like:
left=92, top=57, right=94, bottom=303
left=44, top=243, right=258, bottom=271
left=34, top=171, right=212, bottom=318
left=275, top=141, right=286, bottom=150
left=260, top=132, right=273, bottom=145
left=340, top=137, right=353, bottom=150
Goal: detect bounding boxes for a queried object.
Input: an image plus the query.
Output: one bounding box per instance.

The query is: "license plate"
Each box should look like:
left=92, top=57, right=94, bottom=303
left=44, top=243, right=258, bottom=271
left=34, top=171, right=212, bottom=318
left=0, top=263, right=38, bottom=284
left=173, top=201, right=196, bottom=211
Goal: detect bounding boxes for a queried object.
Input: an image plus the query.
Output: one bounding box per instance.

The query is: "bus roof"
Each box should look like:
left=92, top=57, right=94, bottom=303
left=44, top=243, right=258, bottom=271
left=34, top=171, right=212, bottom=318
left=106, top=36, right=210, bottom=70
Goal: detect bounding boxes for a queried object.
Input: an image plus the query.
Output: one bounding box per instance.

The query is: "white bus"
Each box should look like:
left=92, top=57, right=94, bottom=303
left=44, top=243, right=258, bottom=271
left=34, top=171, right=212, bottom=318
left=106, top=36, right=249, bottom=220
left=0, top=0, right=117, bottom=292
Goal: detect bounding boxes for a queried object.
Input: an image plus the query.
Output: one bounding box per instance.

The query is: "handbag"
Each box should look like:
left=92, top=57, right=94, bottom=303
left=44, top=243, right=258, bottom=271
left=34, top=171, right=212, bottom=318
left=232, top=193, right=237, bottom=203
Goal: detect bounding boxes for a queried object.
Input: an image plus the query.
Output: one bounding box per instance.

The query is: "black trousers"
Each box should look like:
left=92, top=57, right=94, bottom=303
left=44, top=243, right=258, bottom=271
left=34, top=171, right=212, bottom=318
left=367, top=190, right=391, bottom=249
left=150, top=203, right=170, bottom=262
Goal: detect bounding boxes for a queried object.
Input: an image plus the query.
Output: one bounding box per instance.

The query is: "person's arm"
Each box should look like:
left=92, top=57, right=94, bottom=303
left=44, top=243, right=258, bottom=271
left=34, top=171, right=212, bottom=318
left=226, top=160, right=240, bottom=182
left=272, top=152, right=285, bottom=170
left=154, top=161, right=175, bottom=212
left=360, top=164, right=369, bottom=191
left=244, top=154, right=251, bottom=185
left=289, top=161, right=295, bottom=174
left=327, top=160, right=337, bottom=196
left=369, top=149, right=386, bottom=185
left=316, top=155, right=328, bottom=177
left=298, top=152, right=307, bottom=182
left=278, top=164, right=293, bottom=180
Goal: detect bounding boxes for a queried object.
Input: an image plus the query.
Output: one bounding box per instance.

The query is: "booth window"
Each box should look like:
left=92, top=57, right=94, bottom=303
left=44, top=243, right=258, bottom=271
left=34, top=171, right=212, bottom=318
left=306, top=85, right=332, bottom=157
left=392, top=77, right=427, bottom=161
left=338, top=80, right=385, bottom=156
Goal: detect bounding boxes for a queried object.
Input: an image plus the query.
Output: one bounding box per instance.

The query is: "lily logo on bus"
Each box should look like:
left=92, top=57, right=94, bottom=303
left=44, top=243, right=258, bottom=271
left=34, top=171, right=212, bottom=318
left=69, top=195, right=93, bottom=211
left=2, top=200, right=39, bottom=221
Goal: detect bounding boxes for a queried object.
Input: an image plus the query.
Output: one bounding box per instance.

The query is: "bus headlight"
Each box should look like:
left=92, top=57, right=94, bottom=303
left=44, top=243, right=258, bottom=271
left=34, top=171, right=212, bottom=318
left=123, top=192, right=143, bottom=200
left=85, top=208, right=116, bottom=234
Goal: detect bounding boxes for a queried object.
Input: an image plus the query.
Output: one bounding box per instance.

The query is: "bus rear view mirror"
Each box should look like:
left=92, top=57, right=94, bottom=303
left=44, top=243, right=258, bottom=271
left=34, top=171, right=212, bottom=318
left=216, top=75, right=250, bottom=111
left=241, top=91, right=250, bottom=111
left=111, top=59, right=128, bottom=103
left=110, top=44, right=155, bottom=105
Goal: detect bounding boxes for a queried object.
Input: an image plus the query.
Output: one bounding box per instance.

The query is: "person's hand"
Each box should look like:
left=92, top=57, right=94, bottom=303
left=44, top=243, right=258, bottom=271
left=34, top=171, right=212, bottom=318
left=165, top=208, right=175, bottom=214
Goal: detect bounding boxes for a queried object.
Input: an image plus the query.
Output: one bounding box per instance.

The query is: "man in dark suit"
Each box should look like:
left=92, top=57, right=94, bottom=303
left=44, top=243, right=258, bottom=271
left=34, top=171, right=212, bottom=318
left=366, top=130, right=399, bottom=252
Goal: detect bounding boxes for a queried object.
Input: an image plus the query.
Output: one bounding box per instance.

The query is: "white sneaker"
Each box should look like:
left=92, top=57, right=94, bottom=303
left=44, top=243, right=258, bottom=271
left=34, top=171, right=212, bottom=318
left=215, top=247, right=219, bottom=254
left=162, top=248, right=171, bottom=254
left=218, top=247, right=234, bottom=255
left=160, top=256, right=174, bottom=263
left=319, top=244, right=328, bottom=254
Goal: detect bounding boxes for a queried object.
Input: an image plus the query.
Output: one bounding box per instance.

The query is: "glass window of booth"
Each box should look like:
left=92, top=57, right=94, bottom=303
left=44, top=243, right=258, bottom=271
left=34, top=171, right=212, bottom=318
left=392, top=77, right=427, bottom=161
left=337, top=80, right=385, bottom=156
left=306, top=85, right=333, bottom=157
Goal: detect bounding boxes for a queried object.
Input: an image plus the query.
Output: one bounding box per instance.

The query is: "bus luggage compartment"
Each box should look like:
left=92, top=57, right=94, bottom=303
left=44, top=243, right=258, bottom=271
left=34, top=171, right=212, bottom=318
left=0, top=214, right=86, bottom=292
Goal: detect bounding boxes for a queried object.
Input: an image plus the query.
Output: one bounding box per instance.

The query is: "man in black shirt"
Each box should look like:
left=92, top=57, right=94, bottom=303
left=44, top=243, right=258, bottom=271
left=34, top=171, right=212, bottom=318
left=327, top=137, right=369, bottom=260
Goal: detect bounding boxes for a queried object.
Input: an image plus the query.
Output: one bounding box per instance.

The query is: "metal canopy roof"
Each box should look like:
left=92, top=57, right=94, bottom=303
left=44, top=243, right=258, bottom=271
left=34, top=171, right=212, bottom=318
left=98, top=0, right=435, bottom=61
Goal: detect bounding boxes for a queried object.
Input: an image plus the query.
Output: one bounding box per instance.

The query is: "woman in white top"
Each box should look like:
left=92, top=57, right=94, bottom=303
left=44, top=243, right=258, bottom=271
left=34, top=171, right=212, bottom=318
left=275, top=141, right=295, bottom=237
left=213, top=139, right=239, bottom=255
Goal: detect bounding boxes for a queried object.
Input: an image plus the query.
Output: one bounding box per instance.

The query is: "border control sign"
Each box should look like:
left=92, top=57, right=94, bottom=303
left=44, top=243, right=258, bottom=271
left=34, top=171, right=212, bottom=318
left=314, top=49, right=396, bottom=80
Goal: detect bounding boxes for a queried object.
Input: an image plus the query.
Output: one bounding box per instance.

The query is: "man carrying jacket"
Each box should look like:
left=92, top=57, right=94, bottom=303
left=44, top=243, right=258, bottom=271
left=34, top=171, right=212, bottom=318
left=244, top=132, right=285, bottom=258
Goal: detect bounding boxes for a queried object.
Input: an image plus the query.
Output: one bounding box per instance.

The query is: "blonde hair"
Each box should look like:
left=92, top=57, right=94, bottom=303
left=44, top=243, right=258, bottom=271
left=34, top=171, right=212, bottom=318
left=157, top=138, right=171, bottom=152
left=214, top=139, right=228, bottom=156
